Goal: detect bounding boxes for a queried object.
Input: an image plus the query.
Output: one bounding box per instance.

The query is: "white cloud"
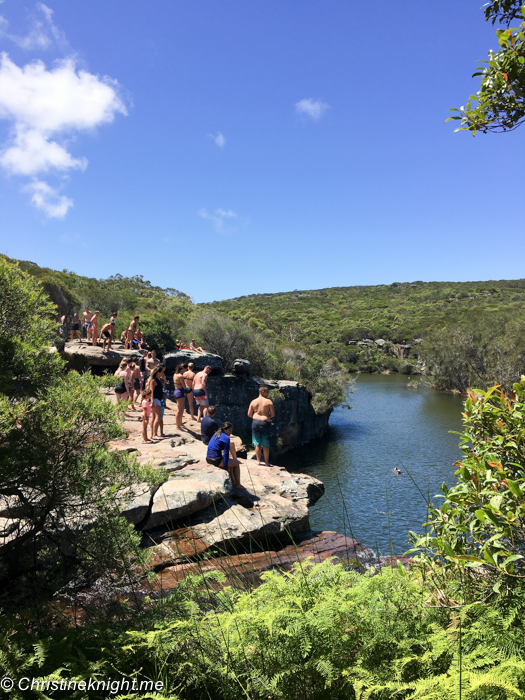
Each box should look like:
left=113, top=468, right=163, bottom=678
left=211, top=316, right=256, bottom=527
left=0, top=49, right=127, bottom=217
left=295, top=98, right=329, bottom=120
left=27, top=179, right=73, bottom=218
left=207, top=131, right=225, bottom=148
left=0, top=3, right=68, bottom=52
left=198, top=207, right=237, bottom=233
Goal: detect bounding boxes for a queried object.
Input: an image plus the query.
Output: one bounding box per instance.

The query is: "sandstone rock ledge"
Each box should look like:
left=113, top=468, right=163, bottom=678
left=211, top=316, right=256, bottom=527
left=120, top=461, right=325, bottom=566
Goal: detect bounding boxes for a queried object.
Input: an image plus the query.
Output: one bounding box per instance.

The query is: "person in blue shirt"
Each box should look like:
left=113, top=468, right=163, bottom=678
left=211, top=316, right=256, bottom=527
left=206, top=421, right=243, bottom=489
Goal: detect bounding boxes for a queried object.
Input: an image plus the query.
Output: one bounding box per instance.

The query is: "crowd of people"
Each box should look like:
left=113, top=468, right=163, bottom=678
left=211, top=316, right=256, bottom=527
left=113, top=357, right=276, bottom=491
left=59, top=307, right=206, bottom=355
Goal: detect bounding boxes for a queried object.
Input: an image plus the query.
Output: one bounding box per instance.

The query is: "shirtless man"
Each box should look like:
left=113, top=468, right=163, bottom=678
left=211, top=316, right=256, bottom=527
left=125, top=316, right=139, bottom=350
left=91, top=311, right=100, bottom=346
left=247, top=384, right=275, bottom=466
left=190, top=339, right=204, bottom=354
left=99, top=321, right=113, bottom=352
left=146, top=350, right=160, bottom=373
left=83, top=307, right=93, bottom=341
left=183, top=362, right=196, bottom=420
left=192, top=365, right=211, bottom=422
left=70, top=312, right=81, bottom=342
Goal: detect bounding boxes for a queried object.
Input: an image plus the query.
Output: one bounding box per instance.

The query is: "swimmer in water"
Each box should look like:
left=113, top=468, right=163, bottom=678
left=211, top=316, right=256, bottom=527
left=393, top=467, right=402, bottom=475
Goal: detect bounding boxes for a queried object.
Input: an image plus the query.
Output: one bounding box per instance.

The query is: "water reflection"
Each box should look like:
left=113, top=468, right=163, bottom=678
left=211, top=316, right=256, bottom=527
left=280, top=374, right=464, bottom=554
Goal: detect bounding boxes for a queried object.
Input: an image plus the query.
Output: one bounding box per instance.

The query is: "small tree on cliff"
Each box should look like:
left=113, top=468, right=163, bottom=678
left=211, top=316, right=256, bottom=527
left=0, top=258, right=157, bottom=606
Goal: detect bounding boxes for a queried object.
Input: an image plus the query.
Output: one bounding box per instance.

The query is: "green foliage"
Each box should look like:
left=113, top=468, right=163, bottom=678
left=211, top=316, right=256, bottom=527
left=0, top=257, right=63, bottom=396
left=0, top=258, right=159, bottom=604
left=140, top=313, right=180, bottom=354
left=411, top=378, right=525, bottom=603
left=420, top=315, right=525, bottom=392
left=448, top=1, right=525, bottom=133
left=4, top=562, right=525, bottom=699
left=268, top=389, right=285, bottom=404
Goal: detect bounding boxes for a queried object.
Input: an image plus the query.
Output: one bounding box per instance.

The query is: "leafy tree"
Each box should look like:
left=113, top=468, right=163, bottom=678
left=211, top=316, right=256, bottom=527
left=420, top=315, right=525, bottom=392
left=412, top=378, right=525, bottom=602
left=0, top=258, right=63, bottom=396
left=0, top=259, right=158, bottom=605
left=449, top=1, right=525, bottom=133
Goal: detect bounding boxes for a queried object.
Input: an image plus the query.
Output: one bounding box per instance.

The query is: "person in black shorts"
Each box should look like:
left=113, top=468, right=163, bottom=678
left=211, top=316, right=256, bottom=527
left=99, top=321, right=113, bottom=352
left=70, top=312, right=81, bottom=342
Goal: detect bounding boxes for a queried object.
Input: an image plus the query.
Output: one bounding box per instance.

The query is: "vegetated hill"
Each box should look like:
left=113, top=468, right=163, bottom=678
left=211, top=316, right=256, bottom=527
left=204, top=279, right=525, bottom=345
left=1, top=255, right=194, bottom=353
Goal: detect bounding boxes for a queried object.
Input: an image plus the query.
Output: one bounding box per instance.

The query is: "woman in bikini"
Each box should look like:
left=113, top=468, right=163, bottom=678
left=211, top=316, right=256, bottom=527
left=183, top=362, right=195, bottom=421
left=147, top=365, right=165, bottom=439
left=130, top=362, right=142, bottom=409
left=173, top=364, right=186, bottom=430
left=114, top=359, right=129, bottom=403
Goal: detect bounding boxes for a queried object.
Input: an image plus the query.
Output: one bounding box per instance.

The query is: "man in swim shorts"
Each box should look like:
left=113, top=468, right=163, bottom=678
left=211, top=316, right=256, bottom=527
left=192, top=365, right=211, bottom=422
left=70, top=312, right=82, bottom=342
left=247, top=384, right=275, bottom=467
left=83, top=307, right=93, bottom=342
left=99, top=321, right=113, bottom=352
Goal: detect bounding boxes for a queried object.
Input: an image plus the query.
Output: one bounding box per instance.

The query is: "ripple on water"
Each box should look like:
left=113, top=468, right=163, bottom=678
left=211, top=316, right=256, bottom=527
left=280, top=374, right=464, bottom=555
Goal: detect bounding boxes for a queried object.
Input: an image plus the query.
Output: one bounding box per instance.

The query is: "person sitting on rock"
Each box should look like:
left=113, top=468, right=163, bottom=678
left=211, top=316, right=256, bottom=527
left=201, top=406, right=219, bottom=445
left=190, top=339, right=204, bottom=354
left=206, top=421, right=243, bottom=489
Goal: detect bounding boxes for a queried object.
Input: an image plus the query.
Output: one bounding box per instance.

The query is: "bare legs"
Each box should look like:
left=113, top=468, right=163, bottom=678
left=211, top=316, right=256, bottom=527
left=255, top=445, right=270, bottom=467
left=226, top=457, right=243, bottom=488
left=176, top=397, right=185, bottom=429
left=142, top=416, right=151, bottom=443
left=151, top=403, right=161, bottom=438
left=185, top=391, right=195, bottom=421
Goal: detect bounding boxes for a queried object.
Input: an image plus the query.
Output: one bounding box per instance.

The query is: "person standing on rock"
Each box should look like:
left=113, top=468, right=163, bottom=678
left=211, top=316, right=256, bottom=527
left=173, top=364, right=186, bottom=430
left=114, top=359, right=129, bottom=403
left=99, top=321, right=113, bottom=353
left=125, top=315, right=139, bottom=350
left=91, top=311, right=100, bottom=346
left=70, top=312, right=81, bottom=342
left=248, top=384, right=275, bottom=467
left=193, top=365, right=211, bottom=423
left=206, top=422, right=243, bottom=489
left=139, top=349, right=148, bottom=389
left=148, top=365, right=165, bottom=440
left=83, top=307, right=93, bottom=342
left=201, top=406, right=219, bottom=445
left=146, top=350, right=160, bottom=372
left=183, top=362, right=196, bottom=421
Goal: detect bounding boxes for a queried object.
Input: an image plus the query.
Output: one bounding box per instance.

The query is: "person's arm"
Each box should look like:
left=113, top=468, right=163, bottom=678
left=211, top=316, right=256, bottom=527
left=269, top=402, right=276, bottom=419
left=247, top=400, right=255, bottom=418
left=222, top=434, right=230, bottom=469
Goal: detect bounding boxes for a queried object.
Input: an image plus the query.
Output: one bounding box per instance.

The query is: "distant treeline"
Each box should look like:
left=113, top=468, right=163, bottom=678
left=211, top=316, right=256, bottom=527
left=9, top=254, right=525, bottom=393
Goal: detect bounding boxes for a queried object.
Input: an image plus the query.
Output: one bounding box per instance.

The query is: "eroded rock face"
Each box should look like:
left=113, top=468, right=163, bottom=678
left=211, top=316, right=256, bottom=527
left=62, top=342, right=142, bottom=369
left=144, top=465, right=231, bottom=530
left=155, top=532, right=379, bottom=591
left=206, top=375, right=331, bottom=453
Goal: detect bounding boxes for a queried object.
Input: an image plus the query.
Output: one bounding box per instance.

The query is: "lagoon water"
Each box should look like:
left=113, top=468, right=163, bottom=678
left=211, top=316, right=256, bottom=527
left=280, top=374, right=464, bottom=555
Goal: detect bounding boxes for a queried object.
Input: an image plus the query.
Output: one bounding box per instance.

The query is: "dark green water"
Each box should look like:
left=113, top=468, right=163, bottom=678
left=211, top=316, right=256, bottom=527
left=280, top=374, right=464, bottom=555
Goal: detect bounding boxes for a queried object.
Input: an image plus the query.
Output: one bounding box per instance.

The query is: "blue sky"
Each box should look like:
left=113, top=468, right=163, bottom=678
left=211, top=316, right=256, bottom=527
left=0, top=1, right=523, bottom=302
